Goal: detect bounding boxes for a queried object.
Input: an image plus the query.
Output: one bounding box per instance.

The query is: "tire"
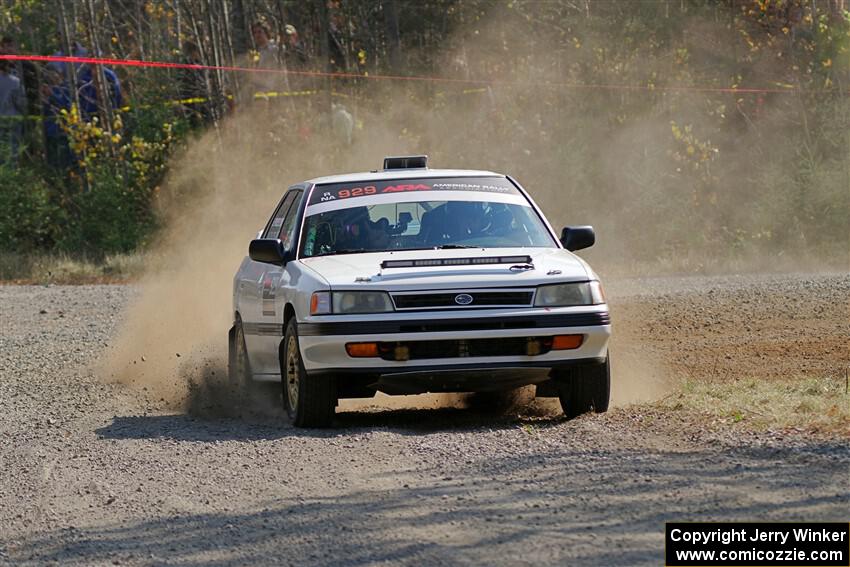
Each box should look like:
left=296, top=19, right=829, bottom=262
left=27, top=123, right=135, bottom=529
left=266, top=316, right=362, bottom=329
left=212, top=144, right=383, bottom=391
left=228, top=318, right=256, bottom=412
left=468, top=386, right=535, bottom=414
left=555, top=355, right=611, bottom=419
left=228, top=319, right=252, bottom=388
left=282, top=319, right=336, bottom=427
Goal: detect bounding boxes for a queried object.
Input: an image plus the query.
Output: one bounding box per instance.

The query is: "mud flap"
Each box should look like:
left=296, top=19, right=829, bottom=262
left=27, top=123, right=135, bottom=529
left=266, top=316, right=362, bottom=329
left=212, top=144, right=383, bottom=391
left=227, top=325, right=236, bottom=381
left=535, top=380, right=560, bottom=398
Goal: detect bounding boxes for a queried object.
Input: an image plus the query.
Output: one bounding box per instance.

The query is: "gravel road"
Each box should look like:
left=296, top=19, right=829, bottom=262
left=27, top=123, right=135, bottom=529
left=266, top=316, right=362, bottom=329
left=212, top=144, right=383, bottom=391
left=1, top=274, right=848, bottom=566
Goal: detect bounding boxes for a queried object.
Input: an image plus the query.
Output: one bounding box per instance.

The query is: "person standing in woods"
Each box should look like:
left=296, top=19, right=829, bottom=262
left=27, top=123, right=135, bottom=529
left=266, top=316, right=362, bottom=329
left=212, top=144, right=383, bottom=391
left=41, top=67, right=72, bottom=169
left=178, top=41, right=215, bottom=129
left=0, top=37, right=40, bottom=159
left=283, top=24, right=309, bottom=91
left=47, top=37, right=87, bottom=81
left=240, top=20, right=285, bottom=105
left=76, top=62, right=123, bottom=121
left=0, top=58, right=26, bottom=167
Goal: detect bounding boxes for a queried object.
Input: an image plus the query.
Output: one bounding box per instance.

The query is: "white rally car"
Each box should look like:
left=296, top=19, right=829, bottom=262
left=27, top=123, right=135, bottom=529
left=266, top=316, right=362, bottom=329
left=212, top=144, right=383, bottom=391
left=229, top=156, right=611, bottom=427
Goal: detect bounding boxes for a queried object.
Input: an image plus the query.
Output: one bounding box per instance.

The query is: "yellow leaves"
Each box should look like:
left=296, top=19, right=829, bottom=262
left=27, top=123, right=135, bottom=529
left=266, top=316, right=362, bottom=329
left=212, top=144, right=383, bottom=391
left=822, top=58, right=832, bottom=68
left=357, top=49, right=367, bottom=66
left=669, top=120, right=718, bottom=178
left=671, top=122, right=682, bottom=140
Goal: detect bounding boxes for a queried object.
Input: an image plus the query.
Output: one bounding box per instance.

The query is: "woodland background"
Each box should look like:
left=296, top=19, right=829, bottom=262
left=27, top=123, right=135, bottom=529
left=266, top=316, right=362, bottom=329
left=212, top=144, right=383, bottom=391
left=0, top=0, right=848, bottom=274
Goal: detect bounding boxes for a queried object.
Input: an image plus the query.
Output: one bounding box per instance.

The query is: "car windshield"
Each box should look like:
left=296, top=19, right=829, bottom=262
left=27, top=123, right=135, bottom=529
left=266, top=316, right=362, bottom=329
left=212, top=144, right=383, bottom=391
left=300, top=178, right=556, bottom=257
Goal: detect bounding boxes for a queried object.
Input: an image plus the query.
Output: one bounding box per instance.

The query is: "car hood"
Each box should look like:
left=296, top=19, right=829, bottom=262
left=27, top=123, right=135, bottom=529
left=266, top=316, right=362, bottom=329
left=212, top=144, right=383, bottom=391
left=299, top=248, right=593, bottom=291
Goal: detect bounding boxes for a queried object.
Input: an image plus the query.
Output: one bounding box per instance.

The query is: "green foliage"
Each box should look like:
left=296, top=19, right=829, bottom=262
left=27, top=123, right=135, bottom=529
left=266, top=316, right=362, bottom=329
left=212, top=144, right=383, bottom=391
left=56, top=167, right=158, bottom=255
left=34, top=103, right=175, bottom=255
left=0, top=166, right=60, bottom=251
left=0, top=0, right=848, bottom=267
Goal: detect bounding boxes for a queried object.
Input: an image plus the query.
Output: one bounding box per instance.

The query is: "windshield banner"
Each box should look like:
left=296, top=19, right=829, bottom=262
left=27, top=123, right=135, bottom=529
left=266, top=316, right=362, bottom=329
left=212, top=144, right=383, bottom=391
left=308, top=177, right=519, bottom=206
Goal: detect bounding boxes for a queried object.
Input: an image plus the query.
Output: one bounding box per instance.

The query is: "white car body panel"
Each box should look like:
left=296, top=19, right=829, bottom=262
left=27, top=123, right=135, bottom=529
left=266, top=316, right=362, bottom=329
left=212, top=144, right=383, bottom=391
left=231, top=168, right=610, bottom=390
left=299, top=248, right=591, bottom=290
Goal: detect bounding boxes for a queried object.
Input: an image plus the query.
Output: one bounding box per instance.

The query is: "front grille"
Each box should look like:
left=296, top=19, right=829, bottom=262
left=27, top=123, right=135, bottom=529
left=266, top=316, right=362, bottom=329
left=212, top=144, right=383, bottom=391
left=297, top=312, right=611, bottom=336
left=377, top=337, right=553, bottom=361
left=392, top=290, right=533, bottom=309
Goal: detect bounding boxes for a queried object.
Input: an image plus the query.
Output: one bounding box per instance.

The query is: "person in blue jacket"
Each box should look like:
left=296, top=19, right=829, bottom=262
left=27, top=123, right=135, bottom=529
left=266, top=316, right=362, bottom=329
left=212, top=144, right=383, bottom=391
left=76, top=63, right=123, bottom=120
left=41, top=67, right=72, bottom=169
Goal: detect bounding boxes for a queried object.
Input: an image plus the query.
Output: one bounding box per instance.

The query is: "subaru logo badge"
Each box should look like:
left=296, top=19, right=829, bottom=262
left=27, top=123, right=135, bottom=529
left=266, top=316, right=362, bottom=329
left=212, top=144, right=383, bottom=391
left=454, top=293, right=474, bottom=305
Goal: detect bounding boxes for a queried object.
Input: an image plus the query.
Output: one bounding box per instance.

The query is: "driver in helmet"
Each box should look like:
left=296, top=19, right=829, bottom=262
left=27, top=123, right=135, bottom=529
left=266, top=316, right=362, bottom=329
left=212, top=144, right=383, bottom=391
left=446, top=201, right=488, bottom=239
left=336, top=207, right=389, bottom=251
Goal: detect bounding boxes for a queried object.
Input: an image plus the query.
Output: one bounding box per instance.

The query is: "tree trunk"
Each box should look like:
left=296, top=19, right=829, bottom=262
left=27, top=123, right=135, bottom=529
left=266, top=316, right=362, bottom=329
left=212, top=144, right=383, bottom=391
left=383, top=0, right=402, bottom=73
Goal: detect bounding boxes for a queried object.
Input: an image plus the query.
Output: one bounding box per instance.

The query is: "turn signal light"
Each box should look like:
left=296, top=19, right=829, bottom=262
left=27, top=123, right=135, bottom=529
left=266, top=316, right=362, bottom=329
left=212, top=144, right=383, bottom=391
left=552, top=334, right=583, bottom=350
left=345, top=342, right=380, bottom=358
left=310, top=291, right=331, bottom=315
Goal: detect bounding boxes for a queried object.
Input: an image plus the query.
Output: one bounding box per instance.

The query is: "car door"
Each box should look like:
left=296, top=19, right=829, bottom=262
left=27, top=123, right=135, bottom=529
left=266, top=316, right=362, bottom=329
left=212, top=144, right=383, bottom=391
left=241, top=190, right=297, bottom=374
left=246, top=188, right=304, bottom=378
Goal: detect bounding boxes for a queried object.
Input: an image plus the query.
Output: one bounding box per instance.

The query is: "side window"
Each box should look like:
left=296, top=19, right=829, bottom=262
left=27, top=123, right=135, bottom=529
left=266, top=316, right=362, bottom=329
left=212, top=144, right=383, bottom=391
left=277, top=191, right=304, bottom=250
left=263, top=192, right=296, bottom=239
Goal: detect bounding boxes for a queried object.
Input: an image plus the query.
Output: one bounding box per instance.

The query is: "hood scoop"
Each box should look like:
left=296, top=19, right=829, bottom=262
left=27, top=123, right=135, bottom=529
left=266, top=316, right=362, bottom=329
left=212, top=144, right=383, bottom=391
left=381, top=255, right=533, bottom=270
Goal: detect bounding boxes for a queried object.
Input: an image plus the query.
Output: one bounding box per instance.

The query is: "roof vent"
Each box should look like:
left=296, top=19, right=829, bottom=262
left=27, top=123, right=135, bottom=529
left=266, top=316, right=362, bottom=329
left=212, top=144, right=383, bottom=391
left=383, top=155, right=428, bottom=170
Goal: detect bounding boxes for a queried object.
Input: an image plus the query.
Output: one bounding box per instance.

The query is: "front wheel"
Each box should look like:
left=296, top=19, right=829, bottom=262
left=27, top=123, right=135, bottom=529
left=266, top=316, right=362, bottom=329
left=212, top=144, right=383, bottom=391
left=554, top=356, right=611, bottom=419
left=282, top=319, right=336, bottom=427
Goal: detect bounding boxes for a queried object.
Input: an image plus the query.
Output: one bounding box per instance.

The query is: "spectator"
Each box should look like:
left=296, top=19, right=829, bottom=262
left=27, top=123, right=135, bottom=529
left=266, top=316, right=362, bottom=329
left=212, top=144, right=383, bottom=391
left=0, top=37, right=40, bottom=123
left=241, top=20, right=284, bottom=103
left=331, top=102, right=353, bottom=146
left=178, top=41, right=214, bottom=128
left=284, top=25, right=308, bottom=69
left=47, top=36, right=87, bottom=81
left=41, top=67, right=72, bottom=169
left=0, top=59, right=26, bottom=167
left=283, top=24, right=310, bottom=91
left=76, top=62, right=122, bottom=121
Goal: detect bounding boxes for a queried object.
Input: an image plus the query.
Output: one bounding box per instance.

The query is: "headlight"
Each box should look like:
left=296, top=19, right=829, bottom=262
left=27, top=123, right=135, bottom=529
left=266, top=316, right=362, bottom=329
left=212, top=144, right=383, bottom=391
left=535, top=281, right=605, bottom=307
left=333, top=291, right=394, bottom=314
left=311, top=291, right=394, bottom=314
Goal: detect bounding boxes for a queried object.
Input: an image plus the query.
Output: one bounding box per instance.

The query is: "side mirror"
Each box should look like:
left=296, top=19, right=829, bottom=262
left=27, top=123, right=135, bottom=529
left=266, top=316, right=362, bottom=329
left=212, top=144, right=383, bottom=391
left=249, top=239, right=286, bottom=265
left=560, top=226, right=595, bottom=251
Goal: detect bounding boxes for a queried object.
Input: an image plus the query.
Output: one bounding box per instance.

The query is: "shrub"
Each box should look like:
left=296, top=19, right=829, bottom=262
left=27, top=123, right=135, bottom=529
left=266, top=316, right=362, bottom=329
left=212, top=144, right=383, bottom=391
left=0, top=166, right=61, bottom=252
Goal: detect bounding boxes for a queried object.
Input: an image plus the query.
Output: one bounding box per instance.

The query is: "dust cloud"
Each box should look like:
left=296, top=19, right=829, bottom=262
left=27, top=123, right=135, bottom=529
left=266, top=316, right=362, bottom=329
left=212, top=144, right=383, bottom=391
left=101, top=5, right=839, bottom=413
left=97, top=104, right=426, bottom=409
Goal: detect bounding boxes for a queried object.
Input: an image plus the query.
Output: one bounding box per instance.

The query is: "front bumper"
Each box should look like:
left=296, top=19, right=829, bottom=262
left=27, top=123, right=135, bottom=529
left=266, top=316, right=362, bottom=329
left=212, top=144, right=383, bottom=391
left=298, top=306, right=611, bottom=375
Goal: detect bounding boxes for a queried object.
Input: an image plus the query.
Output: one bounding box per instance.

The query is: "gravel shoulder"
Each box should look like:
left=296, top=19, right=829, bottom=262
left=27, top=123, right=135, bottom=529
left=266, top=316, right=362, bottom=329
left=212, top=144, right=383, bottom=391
left=1, top=274, right=848, bottom=566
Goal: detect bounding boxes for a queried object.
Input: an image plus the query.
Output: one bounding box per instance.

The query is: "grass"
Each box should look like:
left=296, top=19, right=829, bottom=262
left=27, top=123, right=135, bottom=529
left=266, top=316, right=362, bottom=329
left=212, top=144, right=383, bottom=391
left=659, top=374, right=850, bottom=436
left=0, top=251, right=146, bottom=284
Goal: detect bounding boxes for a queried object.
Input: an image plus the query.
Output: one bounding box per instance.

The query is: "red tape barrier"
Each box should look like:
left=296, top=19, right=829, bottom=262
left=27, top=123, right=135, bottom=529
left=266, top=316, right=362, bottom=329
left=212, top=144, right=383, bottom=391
left=0, top=53, right=835, bottom=95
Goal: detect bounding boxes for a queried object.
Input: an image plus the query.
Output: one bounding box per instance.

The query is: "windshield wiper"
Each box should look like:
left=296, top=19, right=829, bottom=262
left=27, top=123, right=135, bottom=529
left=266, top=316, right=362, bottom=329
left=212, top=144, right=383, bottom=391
left=313, top=245, right=478, bottom=257
left=314, top=248, right=371, bottom=257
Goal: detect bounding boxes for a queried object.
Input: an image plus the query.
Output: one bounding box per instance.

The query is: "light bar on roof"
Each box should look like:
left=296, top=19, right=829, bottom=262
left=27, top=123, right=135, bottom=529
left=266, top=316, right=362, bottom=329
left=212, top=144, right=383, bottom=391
left=381, top=255, right=532, bottom=269
left=383, top=155, right=428, bottom=170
